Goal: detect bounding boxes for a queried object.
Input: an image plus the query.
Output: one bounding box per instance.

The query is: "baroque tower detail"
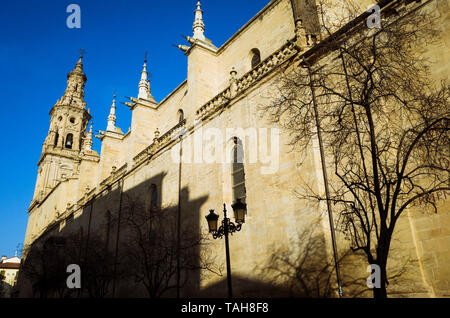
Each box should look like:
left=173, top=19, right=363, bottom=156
left=33, top=55, right=92, bottom=201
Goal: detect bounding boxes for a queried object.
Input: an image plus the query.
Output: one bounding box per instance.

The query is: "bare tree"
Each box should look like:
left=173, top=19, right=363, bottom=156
left=264, top=0, right=449, bottom=298
left=21, top=236, right=77, bottom=298
left=120, top=195, right=222, bottom=298
left=74, top=232, right=118, bottom=298
left=21, top=232, right=118, bottom=298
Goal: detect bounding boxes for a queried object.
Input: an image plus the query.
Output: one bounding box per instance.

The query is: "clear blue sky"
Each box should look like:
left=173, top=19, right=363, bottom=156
left=0, top=0, right=270, bottom=257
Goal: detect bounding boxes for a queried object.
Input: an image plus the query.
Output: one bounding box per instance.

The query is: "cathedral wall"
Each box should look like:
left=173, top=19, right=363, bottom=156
left=76, top=157, right=99, bottom=199
left=157, top=82, right=188, bottom=134
left=422, top=0, right=450, bottom=83
left=129, top=105, right=158, bottom=159
left=394, top=0, right=450, bottom=297
left=316, top=0, right=377, bottom=37
left=186, top=46, right=220, bottom=126
left=98, top=136, right=126, bottom=183
left=25, top=177, right=80, bottom=246
left=215, top=0, right=296, bottom=93
left=22, top=0, right=449, bottom=298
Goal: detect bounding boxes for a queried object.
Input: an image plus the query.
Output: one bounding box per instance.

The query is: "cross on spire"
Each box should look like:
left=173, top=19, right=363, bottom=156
left=78, top=49, right=86, bottom=59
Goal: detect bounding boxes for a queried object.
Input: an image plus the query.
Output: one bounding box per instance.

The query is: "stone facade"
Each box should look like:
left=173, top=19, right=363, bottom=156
left=20, top=0, right=449, bottom=297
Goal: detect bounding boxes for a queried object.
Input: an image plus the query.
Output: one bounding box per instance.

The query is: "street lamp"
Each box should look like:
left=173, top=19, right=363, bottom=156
left=205, top=198, right=247, bottom=298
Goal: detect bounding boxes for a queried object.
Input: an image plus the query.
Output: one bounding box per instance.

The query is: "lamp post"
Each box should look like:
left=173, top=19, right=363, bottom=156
left=205, top=198, right=247, bottom=298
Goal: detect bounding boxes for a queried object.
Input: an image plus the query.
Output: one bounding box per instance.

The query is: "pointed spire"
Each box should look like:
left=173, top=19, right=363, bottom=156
left=75, top=56, right=83, bottom=71
left=138, top=52, right=153, bottom=100
left=61, top=53, right=87, bottom=109
left=192, top=1, right=205, bottom=41
left=107, top=92, right=117, bottom=131
left=70, top=51, right=86, bottom=78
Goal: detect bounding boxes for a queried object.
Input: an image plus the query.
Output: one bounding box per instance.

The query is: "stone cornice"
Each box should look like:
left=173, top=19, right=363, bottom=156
left=128, top=97, right=159, bottom=111
left=185, top=40, right=218, bottom=56
left=49, top=103, right=91, bottom=119
left=216, top=0, right=283, bottom=55
left=81, top=150, right=100, bottom=161
left=37, top=147, right=81, bottom=166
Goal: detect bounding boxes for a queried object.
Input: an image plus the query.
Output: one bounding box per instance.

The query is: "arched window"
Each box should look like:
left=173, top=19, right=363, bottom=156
left=231, top=137, right=246, bottom=203
left=251, top=48, right=261, bottom=69
left=177, top=109, right=184, bottom=123
left=65, top=133, right=73, bottom=149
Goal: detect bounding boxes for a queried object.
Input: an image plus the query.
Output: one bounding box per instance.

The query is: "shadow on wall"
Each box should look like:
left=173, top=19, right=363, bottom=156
left=17, top=174, right=381, bottom=298
left=17, top=172, right=213, bottom=298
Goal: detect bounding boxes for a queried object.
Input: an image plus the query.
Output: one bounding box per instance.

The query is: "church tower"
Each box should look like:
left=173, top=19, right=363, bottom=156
left=33, top=54, right=92, bottom=200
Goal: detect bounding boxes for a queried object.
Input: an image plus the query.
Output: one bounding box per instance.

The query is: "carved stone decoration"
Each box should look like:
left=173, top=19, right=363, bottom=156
left=196, top=40, right=299, bottom=121
left=229, top=67, right=238, bottom=99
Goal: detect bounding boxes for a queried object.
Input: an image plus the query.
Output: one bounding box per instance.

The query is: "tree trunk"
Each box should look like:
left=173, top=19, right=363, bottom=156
left=372, top=279, right=387, bottom=299
left=372, top=247, right=389, bottom=298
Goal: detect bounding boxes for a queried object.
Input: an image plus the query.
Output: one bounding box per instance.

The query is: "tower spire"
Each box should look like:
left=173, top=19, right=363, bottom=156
left=107, top=92, right=117, bottom=131
left=60, top=53, right=87, bottom=109
left=138, top=52, right=152, bottom=100
left=192, top=1, right=205, bottom=41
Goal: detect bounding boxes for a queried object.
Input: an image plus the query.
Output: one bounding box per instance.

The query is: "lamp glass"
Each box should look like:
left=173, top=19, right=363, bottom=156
left=232, top=199, right=247, bottom=224
left=205, top=210, right=219, bottom=232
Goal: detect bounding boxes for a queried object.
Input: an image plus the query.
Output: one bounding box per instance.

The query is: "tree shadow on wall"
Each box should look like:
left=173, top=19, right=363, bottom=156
left=19, top=171, right=222, bottom=298
left=257, top=222, right=369, bottom=298
left=20, top=231, right=117, bottom=298
left=118, top=187, right=223, bottom=298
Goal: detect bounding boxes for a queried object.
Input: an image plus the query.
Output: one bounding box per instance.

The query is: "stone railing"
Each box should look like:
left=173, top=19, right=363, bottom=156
left=114, top=163, right=128, bottom=179
left=157, top=119, right=187, bottom=149
left=196, top=40, right=299, bottom=121
left=133, top=144, right=155, bottom=166
left=133, top=119, right=187, bottom=166
left=99, top=163, right=128, bottom=188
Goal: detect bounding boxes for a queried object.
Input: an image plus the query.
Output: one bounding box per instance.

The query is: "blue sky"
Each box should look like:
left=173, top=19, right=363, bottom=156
left=0, top=0, right=269, bottom=257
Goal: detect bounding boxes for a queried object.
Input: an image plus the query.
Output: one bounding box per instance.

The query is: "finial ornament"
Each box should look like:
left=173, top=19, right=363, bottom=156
left=138, top=53, right=154, bottom=100
left=84, top=121, right=94, bottom=151
left=107, top=92, right=117, bottom=131
left=154, top=128, right=160, bottom=142
left=193, top=0, right=205, bottom=41
left=229, top=67, right=238, bottom=98
left=78, top=49, right=86, bottom=59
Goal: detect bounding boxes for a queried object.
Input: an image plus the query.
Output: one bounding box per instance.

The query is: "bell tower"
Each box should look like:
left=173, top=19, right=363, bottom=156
left=33, top=54, right=92, bottom=200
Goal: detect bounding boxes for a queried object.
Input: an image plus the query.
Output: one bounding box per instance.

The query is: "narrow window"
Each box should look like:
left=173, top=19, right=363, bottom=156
left=232, top=137, right=246, bottom=203
left=54, top=131, right=59, bottom=147
left=149, top=184, right=158, bottom=213
left=251, top=48, right=261, bottom=69
left=65, top=133, right=73, bottom=149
